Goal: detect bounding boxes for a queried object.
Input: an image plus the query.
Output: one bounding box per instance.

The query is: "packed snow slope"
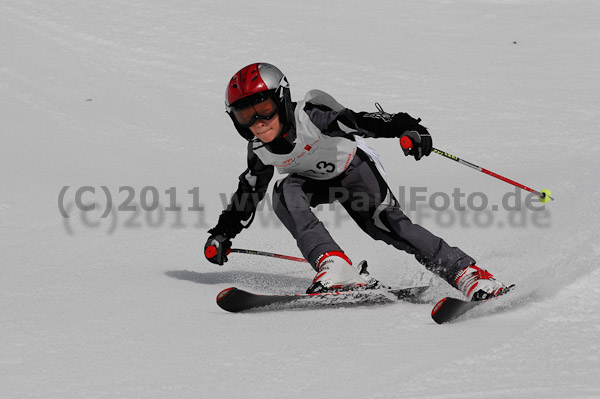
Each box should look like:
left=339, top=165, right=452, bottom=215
left=2, top=0, right=599, bottom=398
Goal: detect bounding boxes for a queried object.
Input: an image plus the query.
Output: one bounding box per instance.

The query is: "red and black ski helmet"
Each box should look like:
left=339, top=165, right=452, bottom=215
left=225, top=63, right=294, bottom=140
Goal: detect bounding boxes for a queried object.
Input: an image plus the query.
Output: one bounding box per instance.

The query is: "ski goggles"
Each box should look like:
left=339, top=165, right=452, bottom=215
left=231, top=96, right=279, bottom=128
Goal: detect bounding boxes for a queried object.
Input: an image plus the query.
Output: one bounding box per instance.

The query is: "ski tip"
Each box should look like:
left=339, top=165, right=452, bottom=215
left=431, top=297, right=473, bottom=324
left=431, top=285, right=516, bottom=324
left=431, top=297, right=448, bottom=321
left=216, top=287, right=246, bottom=313
left=217, top=287, right=236, bottom=303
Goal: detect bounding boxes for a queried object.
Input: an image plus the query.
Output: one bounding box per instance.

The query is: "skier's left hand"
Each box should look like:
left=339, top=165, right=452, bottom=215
left=399, top=126, right=432, bottom=161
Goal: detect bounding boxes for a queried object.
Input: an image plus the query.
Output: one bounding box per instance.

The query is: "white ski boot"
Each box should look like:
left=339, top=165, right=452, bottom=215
left=455, top=265, right=509, bottom=301
left=306, top=251, right=369, bottom=294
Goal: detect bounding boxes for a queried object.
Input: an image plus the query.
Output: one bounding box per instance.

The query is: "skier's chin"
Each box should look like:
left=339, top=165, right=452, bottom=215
left=256, top=128, right=277, bottom=142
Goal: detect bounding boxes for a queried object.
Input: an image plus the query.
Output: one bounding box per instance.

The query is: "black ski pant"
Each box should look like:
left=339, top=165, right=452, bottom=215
left=272, top=149, right=475, bottom=287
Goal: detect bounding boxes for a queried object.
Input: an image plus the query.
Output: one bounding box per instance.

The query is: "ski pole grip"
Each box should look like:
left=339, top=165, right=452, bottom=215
left=205, top=246, right=217, bottom=259
left=205, top=245, right=232, bottom=259
left=400, top=136, right=413, bottom=150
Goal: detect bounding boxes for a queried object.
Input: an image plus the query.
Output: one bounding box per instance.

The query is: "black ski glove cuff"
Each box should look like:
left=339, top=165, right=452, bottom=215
left=208, top=211, right=246, bottom=239
left=390, top=113, right=423, bottom=136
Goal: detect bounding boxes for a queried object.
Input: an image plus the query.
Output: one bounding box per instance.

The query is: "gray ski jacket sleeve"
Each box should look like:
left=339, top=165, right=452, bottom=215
left=303, top=101, right=427, bottom=140
left=208, top=141, right=274, bottom=239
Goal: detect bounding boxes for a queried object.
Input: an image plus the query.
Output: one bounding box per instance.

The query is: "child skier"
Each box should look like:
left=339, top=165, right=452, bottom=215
left=204, top=62, right=508, bottom=301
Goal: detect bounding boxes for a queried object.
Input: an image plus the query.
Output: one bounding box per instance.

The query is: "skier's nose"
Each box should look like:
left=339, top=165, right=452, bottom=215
left=253, top=119, right=267, bottom=128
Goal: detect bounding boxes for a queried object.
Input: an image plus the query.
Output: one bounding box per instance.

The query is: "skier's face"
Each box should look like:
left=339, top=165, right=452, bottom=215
left=249, top=113, right=283, bottom=143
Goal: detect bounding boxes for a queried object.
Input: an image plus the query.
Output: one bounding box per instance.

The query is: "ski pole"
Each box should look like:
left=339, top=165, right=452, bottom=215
left=205, top=246, right=307, bottom=263
left=399, top=137, right=554, bottom=203
left=222, top=248, right=308, bottom=263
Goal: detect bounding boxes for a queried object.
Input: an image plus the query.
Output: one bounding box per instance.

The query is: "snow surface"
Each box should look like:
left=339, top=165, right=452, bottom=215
left=2, top=0, right=599, bottom=398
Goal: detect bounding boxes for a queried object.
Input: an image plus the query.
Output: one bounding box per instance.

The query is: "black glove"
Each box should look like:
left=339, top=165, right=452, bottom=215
left=204, top=234, right=232, bottom=265
left=399, top=127, right=432, bottom=161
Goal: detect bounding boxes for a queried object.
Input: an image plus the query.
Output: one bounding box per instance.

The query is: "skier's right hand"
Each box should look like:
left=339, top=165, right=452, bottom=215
left=204, top=234, right=232, bottom=265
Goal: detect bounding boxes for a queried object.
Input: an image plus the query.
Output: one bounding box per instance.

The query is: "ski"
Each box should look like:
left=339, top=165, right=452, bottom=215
left=216, top=285, right=430, bottom=313
left=431, top=285, right=515, bottom=324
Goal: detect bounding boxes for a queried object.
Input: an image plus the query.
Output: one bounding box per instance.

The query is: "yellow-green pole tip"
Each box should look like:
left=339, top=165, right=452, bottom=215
left=539, top=189, right=552, bottom=203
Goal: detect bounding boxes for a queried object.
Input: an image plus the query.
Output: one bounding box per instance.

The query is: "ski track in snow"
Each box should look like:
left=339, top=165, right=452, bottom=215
left=2, top=0, right=599, bottom=398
